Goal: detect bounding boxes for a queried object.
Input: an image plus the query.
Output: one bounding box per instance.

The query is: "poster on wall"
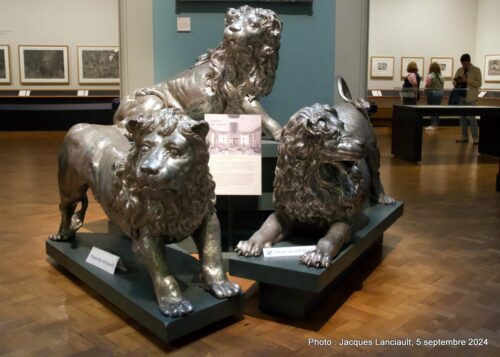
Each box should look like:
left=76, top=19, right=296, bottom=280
left=484, top=54, right=500, bottom=83
left=0, top=45, right=11, bottom=84
left=430, top=57, right=454, bottom=80
left=19, top=45, right=69, bottom=84
left=205, top=114, right=262, bottom=196
left=78, top=46, right=120, bottom=84
left=401, top=57, right=424, bottom=79
left=370, top=56, right=394, bottom=79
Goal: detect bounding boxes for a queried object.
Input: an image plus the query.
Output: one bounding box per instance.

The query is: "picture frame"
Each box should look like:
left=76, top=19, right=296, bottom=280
left=484, top=54, right=500, bottom=83
left=401, top=57, right=424, bottom=79
left=430, top=57, right=454, bottom=79
left=0, top=45, right=11, bottom=84
left=77, top=46, right=120, bottom=84
left=19, top=45, right=69, bottom=84
left=370, top=56, right=394, bottom=79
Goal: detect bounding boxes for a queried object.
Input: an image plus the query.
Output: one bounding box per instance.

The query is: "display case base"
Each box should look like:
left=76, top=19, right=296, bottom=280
left=46, top=233, right=244, bottom=342
left=229, top=202, right=403, bottom=319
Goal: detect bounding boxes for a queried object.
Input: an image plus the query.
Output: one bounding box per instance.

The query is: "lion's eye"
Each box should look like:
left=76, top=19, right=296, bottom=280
left=139, top=143, right=152, bottom=152
left=318, top=119, right=327, bottom=129
left=167, top=147, right=182, bottom=158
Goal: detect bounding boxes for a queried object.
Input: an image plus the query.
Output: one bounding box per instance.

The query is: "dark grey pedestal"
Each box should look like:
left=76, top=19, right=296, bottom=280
left=46, top=233, right=244, bottom=342
left=229, top=202, right=403, bottom=319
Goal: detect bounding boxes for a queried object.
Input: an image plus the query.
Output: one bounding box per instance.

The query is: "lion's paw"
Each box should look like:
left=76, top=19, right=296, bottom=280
left=207, top=280, right=241, bottom=299
left=299, top=249, right=332, bottom=269
left=158, top=299, right=193, bottom=317
left=48, top=231, right=75, bottom=241
left=235, top=240, right=266, bottom=257
left=378, top=194, right=396, bottom=205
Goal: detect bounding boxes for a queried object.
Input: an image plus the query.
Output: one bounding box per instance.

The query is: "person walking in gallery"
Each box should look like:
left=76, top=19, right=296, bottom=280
left=402, top=61, right=421, bottom=105
left=453, top=53, right=482, bottom=144
left=424, top=62, right=444, bottom=131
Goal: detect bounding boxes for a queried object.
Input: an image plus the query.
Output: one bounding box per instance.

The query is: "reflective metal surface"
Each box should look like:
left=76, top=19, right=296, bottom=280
left=114, top=5, right=284, bottom=140
left=236, top=77, right=395, bottom=268
left=50, top=109, right=240, bottom=316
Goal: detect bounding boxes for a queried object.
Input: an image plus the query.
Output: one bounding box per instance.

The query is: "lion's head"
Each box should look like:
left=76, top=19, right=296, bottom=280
left=194, top=5, right=282, bottom=101
left=110, top=109, right=215, bottom=241
left=273, top=104, right=369, bottom=228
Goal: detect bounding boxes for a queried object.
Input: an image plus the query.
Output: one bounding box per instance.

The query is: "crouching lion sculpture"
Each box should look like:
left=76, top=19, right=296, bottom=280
left=114, top=5, right=284, bottom=140
left=49, top=109, right=241, bottom=316
left=236, top=79, right=395, bottom=268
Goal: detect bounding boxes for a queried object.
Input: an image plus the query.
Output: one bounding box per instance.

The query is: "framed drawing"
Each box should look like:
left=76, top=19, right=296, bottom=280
left=0, top=45, right=11, bottom=84
left=484, top=54, right=500, bottom=83
left=78, top=46, right=120, bottom=84
left=19, top=45, right=69, bottom=84
left=401, top=57, right=424, bottom=79
left=370, top=56, right=394, bottom=79
left=430, top=57, right=453, bottom=79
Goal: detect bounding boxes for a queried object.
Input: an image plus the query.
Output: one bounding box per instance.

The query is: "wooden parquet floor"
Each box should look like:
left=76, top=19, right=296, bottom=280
left=0, top=127, right=499, bottom=356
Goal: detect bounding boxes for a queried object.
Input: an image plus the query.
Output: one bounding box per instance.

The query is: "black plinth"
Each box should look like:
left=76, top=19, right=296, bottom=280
left=229, top=202, right=403, bottom=319
left=46, top=233, right=244, bottom=342
left=392, top=105, right=500, bottom=162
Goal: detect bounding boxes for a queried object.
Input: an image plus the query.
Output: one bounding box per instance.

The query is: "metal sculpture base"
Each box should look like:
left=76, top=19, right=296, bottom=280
left=46, top=233, right=244, bottom=342
left=229, top=202, right=403, bottom=319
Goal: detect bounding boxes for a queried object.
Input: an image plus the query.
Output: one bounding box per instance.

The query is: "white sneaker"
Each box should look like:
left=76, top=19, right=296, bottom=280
left=424, top=126, right=435, bottom=131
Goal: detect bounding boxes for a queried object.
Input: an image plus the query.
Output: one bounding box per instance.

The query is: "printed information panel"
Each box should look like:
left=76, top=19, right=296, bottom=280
left=205, top=114, right=262, bottom=196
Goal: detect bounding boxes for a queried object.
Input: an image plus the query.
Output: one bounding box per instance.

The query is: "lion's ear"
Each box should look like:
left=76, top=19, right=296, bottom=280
left=125, top=115, right=148, bottom=142
left=190, top=120, right=210, bottom=139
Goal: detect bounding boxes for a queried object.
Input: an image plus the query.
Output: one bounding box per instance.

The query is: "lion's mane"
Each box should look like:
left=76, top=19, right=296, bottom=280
left=194, top=5, right=282, bottom=101
left=110, top=109, right=215, bottom=241
left=273, top=104, right=366, bottom=229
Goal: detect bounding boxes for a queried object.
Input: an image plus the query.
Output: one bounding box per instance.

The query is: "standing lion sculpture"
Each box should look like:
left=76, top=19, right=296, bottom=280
left=114, top=5, right=284, bottom=140
left=236, top=78, right=395, bottom=268
left=49, top=109, right=241, bottom=316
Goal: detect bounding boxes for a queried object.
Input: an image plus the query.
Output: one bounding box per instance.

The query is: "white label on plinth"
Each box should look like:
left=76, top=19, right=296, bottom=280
left=263, top=245, right=316, bottom=257
left=85, top=246, right=121, bottom=274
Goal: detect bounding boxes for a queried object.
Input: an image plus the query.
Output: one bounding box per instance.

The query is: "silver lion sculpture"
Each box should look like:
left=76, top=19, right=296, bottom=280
left=235, top=77, right=395, bottom=268
left=49, top=109, right=241, bottom=316
left=114, top=5, right=284, bottom=141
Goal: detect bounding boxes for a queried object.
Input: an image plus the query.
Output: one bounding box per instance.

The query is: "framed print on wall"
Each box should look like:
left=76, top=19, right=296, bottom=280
left=370, top=56, right=394, bottom=79
left=484, top=54, right=500, bottom=83
left=430, top=57, right=454, bottom=79
left=401, top=57, right=424, bottom=78
left=78, top=46, right=120, bottom=84
left=0, top=45, right=11, bottom=84
left=19, top=45, right=69, bottom=84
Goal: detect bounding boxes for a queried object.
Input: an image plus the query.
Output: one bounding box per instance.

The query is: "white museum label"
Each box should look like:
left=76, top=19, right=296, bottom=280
left=263, top=245, right=317, bottom=257
left=205, top=114, right=262, bottom=196
left=85, top=246, right=121, bottom=274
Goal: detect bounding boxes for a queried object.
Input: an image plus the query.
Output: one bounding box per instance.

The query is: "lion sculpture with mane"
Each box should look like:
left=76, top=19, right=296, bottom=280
left=114, top=5, right=284, bottom=140
left=236, top=79, right=395, bottom=268
left=49, top=109, right=241, bottom=316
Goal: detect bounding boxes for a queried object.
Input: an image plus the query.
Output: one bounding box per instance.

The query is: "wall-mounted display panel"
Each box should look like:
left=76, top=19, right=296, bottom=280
left=484, top=54, right=500, bottom=83
left=78, top=46, right=120, bottom=84
left=370, top=56, right=394, bottom=79
left=19, top=45, right=69, bottom=84
left=401, top=57, right=424, bottom=79
left=0, top=45, right=11, bottom=84
left=430, top=57, right=454, bottom=80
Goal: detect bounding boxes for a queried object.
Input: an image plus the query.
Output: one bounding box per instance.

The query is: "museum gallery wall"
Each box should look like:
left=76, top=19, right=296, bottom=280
left=368, top=0, right=500, bottom=90
left=0, top=0, right=119, bottom=90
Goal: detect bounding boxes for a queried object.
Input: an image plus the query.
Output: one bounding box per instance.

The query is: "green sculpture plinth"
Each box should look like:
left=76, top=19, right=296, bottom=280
left=46, top=233, right=244, bottom=342
left=229, top=202, right=403, bottom=319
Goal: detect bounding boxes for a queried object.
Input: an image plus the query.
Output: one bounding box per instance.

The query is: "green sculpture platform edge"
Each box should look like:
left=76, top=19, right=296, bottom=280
left=46, top=232, right=244, bottom=342
left=229, top=201, right=404, bottom=293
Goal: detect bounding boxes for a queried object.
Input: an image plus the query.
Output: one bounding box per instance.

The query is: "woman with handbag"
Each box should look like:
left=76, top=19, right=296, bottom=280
left=424, top=62, right=444, bottom=131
